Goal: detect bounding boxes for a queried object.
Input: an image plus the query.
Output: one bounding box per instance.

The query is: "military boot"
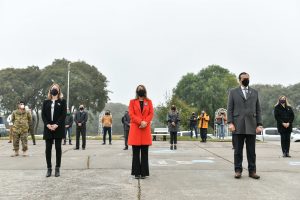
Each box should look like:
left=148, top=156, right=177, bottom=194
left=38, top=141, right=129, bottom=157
left=11, top=151, right=19, bottom=157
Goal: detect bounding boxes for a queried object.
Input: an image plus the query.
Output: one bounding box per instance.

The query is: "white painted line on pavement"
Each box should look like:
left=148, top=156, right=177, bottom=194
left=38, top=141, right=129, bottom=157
left=289, top=161, right=300, bottom=166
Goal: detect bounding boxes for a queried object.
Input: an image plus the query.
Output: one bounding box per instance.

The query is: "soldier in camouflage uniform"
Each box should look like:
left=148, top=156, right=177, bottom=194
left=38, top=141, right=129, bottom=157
left=11, top=101, right=32, bottom=157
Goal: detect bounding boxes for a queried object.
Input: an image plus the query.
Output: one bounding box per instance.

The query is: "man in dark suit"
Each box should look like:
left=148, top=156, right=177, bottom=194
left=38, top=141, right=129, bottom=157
left=74, top=105, right=88, bottom=150
left=227, top=72, right=263, bottom=179
left=122, top=111, right=130, bottom=150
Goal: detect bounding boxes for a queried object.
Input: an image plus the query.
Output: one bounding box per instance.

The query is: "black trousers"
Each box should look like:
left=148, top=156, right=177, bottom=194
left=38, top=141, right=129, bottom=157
left=280, top=132, right=291, bottom=154
left=76, top=126, right=86, bottom=149
left=45, top=139, right=62, bottom=169
left=170, top=131, right=177, bottom=145
left=232, top=134, right=236, bottom=149
left=200, top=128, right=208, bottom=141
left=234, top=134, right=256, bottom=173
left=132, top=145, right=149, bottom=177
left=124, top=129, right=129, bottom=147
left=103, top=127, right=112, bottom=144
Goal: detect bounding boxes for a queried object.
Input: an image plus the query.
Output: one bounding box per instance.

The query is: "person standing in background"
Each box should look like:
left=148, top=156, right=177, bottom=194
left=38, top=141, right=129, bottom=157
left=189, top=112, right=198, bottom=138
left=74, top=105, right=88, bottom=150
left=216, top=111, right=227, bottom=140
left=102, top=110, right=113, bottom=145
left=274, top=95, right=294, bottom=158
left=64, top=108, right=73, bottom=145
left=198, top=111, right=210, bottom=143
left=168, top=105, right=180, bottom=150
left=27, top=108, right=36, bottom=145
left=122, top=111, right=130, bottom=150
left=11, top=101, right=32, bottom=157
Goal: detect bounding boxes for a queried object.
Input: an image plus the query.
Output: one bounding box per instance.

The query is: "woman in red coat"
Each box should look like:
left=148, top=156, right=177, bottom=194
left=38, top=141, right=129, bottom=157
left=128, top=85, right=154, bottom=179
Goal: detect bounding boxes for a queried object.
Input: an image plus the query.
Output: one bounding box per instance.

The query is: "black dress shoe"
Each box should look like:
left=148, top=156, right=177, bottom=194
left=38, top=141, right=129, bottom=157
left=46, top=168, right=52, bottom=177
left=235, top=172, right=242, bottom=179
left=174, top=145, right=177, bottom=150
left=249, top=172, right=260, bottom=179
left=123, top=147, right=128, bottom=150
left=74, top=148, right=79, bottom=150
left=55, top=167, right=60, bottom=177
left=102, top=143, right=106, bottom=145
left=170, top=145, right=173, bottom=150
left=286, top=153, right=291, bottom=157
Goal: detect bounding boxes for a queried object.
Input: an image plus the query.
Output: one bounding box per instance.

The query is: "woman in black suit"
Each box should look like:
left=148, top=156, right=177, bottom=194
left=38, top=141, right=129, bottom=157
left=274, top=95, right=294, bottom=157
left=42, top=83, right=66, bottom=177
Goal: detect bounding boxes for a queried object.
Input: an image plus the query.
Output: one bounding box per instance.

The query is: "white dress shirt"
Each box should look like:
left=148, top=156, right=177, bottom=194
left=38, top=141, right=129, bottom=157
left=51, top=100, right=55, bottom=121
left=241, top=86, right=249, bottom=99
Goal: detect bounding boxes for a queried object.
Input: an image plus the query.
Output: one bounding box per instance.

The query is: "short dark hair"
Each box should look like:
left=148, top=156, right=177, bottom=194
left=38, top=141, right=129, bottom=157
left=18, top=100, right=25, bottom=104
left=238, top=72, right=248, bottom=80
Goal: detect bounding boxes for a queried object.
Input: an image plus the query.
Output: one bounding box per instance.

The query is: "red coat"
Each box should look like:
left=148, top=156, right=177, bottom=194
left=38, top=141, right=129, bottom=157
left=128, top=98, right=154, bottom=146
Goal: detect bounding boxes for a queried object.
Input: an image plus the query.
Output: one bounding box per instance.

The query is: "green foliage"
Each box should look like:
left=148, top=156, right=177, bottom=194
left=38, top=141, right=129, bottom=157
left=0, top=59, right=109, bottom=134
left=156, top=96, right=197, bottom=130
left=104, top=102, right=128, bottom=134
left=39, top=59, right=109, bottom=112
left=252, top=84, right=300, bottom=128
left=173, top=65, right=238, bottom=126
left=0, top=66, right=42, bottom=114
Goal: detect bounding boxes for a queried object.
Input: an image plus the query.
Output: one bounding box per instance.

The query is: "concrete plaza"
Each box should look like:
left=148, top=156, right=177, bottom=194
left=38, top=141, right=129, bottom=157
left=0, top=139, right=300, bottom=200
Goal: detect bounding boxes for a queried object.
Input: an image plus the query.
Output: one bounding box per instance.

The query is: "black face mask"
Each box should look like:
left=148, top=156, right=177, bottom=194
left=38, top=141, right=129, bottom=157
left=171, top=107, right=176, bottom=111
left=79, top=107, right=84, bottom=111
left=137, top=90, right=146, bottom=97
left=241, top=79, right=250, bottom=87
left=51, top=89, right=59, bottom=96
left=279, top=100, right=286, bottom=104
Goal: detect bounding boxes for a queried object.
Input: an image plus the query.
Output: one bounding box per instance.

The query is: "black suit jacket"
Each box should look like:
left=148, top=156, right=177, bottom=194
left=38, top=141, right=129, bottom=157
left=74, top=111, right=88, bottom=127
left=42, top=99, right=66, bottom=139
left=274, top=104, right=294, bottom=134
left=227, top=87, right=262, bottom=135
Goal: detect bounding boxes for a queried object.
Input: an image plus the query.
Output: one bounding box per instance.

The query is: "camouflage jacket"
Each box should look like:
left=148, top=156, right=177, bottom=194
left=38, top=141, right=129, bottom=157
left=12, top=109, right=32, bottom=133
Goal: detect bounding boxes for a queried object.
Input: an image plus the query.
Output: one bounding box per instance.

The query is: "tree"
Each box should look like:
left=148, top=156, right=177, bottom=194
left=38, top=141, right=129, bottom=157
left=156, top=96, right=197, bottom=130
left=0, top=66, right=42, bottom=114
left=0, top=59, right=109, bottom=134
left=252, top=84, right=300, bottom=128
left=38, top=59, right=109, bottom=113
left=173, top=65, right=238, bottom=126
left=102, top=103, right=129, bottom=134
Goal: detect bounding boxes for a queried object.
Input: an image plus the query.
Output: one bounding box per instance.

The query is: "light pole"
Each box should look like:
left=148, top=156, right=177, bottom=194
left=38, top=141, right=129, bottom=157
left=67, top=63, right=71, bottom=109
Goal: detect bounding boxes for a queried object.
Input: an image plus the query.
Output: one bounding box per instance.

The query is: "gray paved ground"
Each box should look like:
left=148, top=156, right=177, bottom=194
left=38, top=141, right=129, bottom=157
left=0, top=139, right=300, bottom=200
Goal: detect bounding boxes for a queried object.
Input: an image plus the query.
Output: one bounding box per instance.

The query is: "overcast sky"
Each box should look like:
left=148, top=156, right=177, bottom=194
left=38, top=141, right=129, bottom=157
left=0, top=0, right=299, bottom=106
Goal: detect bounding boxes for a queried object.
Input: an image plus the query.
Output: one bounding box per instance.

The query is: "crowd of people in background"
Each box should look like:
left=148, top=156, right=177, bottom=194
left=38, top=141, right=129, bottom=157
left=188, top=111, right=210, bottom=142
left=1, top=71, right=297, bottom=180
